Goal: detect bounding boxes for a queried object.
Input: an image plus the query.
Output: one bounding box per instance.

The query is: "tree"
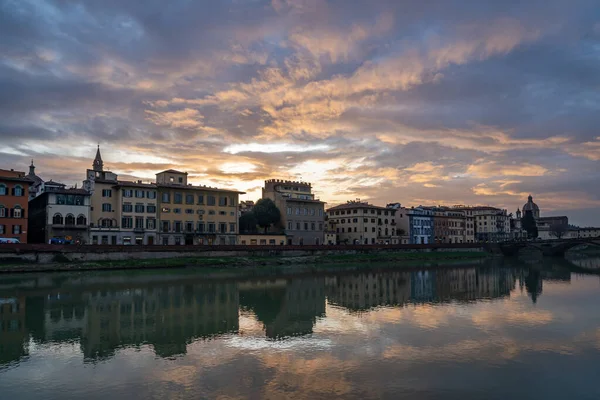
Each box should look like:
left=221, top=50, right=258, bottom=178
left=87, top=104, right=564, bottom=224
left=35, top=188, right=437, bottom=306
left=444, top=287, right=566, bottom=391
left=521, top=211, right=538, bottom=239
left=239, top=212, right=258, bottom=234
left=253, top=198, right=281, bottom=233
left=549, top=223, right=568, bottom=240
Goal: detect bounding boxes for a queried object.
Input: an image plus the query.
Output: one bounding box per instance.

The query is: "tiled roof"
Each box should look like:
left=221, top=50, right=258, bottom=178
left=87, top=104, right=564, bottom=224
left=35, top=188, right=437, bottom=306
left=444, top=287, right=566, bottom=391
left=327, top=202, right=383, bottom=211
left=157, top=183, right=245, bottom=194
left=158, top=169, right=187, bottom=174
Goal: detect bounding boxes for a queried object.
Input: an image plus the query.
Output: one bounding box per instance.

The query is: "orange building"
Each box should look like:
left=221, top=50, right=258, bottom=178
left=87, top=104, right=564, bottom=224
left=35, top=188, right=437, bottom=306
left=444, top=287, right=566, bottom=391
left=0, top=168, right=32, bottom=242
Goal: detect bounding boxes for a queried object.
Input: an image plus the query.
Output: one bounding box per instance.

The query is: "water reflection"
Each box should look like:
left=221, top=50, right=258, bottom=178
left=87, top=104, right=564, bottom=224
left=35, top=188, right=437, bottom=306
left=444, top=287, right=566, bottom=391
left=1, top=260, right=592, bottom=368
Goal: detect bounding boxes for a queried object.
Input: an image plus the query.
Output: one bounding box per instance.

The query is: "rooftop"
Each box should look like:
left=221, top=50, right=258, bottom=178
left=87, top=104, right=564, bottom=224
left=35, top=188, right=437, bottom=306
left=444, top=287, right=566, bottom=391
left=157, top=182, right=245, bottom=194
left=157, top=169, right=187, bottom=175
left=327, top=201, right=386, bottom=211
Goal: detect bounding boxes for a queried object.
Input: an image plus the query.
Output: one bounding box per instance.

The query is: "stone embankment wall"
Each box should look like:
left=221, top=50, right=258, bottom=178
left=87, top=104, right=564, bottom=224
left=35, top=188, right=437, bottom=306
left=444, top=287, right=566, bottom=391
left=0, top=243, right=488, bottom=264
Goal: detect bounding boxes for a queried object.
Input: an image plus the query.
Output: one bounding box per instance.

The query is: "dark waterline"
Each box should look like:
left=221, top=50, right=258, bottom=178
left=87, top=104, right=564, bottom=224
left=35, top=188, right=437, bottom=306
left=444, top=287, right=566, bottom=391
left=1, top=257, right=599, bottom=400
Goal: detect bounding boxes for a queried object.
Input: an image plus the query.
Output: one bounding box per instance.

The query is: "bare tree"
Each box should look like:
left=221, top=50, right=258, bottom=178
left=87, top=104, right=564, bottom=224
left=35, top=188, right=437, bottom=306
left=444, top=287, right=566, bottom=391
left=549, top=223, right=568, bottom=239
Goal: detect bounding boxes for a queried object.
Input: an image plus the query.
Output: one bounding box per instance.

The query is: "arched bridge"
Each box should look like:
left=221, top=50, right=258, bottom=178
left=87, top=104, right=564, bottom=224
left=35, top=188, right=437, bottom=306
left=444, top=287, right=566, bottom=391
left=498, top=239, right=600, bottom=257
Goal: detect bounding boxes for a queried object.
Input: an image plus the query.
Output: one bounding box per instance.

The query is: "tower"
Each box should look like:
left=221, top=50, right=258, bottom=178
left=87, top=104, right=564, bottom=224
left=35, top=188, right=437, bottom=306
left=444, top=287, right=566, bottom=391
left=516, top=208, right=521, bottom=219
left=93, top=145, right=104, bottom=172
left=29, top=159, right=35, bottom=176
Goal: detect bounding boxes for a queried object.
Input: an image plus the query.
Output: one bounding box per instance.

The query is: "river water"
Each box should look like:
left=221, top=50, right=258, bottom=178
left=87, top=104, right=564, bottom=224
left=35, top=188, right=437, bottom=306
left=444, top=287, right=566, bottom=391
left=1, top=257, right=599, bottom=400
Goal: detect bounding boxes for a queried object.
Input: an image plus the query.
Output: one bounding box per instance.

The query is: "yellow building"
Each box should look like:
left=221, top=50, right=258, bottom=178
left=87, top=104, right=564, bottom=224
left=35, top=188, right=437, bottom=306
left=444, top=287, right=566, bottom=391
left=238, top=234, right=286, bottom=245
left=156, top=170, right=244, bottom=245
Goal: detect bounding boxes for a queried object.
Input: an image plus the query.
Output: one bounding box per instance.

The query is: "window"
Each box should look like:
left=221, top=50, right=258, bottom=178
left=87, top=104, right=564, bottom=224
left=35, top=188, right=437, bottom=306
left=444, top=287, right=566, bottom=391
left=101, top=219, right=113, bottom=228
left=147, top=191, right=156, bottom=199
left=174, top=208, right=181, bottom=214
left=162, top=221, right=170, bottom=232
left=175, top=236, right=181, bottom=245
left=0, top=184, right=6, bottom=195
left=56, top=195, right=66, bottom=205
left=207, top=195, right=216, bottom=206
left=122, top=216, right=133, bottom=229
left=311, top=223, right=315, bottom=230
left=287, top=207, right=292, bottom=215
left=287, top=221, right=293, bottom=230
left=219, top=223, right=227, bottom=233
left=76, top=215, right=86, bottom=225
left=219, top=211, right=226, bottom=215
left=135, top=204, right=145, bottom=213
left=296, top=222, right=300, bottom=230
left=147, top=205, right=156, bottom=213
left=353, top=218, right=358, bottom=223
left=208, top=223, right=216, bottom=233
left=135, top=190, right=145, bottom=198
left=161, top=192, right=170, bottom=203
left=135, top=217, right=144, bottom=229
left=0, top=206, right=5, bottom=218
left=186, top=221, right=194, bottom=232
left=208, top=210, right=215, bottom=215
left=197, top=194, right=204, bottom=204
left=14, top=185, right=23, bottom=196
left=185, top=209, right=194, bottom=214
left=102, top=189, right=112, bottom=197
left=185, top=194, right=194, bottom=204
left=102, top=203, right=112, bottom=212
left=123, top=203, right=133, bottom=212
left=147, top=218, right=156, bottom=230
left=174, top=192, right=182, bottom=204
left=53, top=214, right=63, bottom=225
left=13, top=225, right=21, bottom=234
left=229, top=223, right=235, bottom=232
left=1, top=224, right=6, bottom=234
left=219, top=196, right=228, bottom=206
left=304, top=222, right=308, bottom=230
left=197, top=222, right=205, bottom=232
left=13, top=206, right=22, bottom=218
left=319, top=223, right=322, bottom=230
left=174, top=221, right=182, bottom=232
left=295, top=208, right=300, bottom=215
left=123, top=190, right=133, bottom=198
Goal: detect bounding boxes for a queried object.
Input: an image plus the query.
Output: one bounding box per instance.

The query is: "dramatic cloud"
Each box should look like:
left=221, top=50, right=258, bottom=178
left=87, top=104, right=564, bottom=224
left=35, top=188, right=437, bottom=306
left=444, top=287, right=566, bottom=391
left=1, top=0, right=599, bottom=225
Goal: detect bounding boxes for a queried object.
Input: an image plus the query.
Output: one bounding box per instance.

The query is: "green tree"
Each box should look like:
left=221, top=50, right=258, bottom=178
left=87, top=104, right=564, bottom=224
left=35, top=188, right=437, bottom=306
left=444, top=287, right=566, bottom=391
left=239, top=212, right=258, bottom=234
left=253, top=198, right=281, bottom=233
left=521, top=211, right=538, bottom=239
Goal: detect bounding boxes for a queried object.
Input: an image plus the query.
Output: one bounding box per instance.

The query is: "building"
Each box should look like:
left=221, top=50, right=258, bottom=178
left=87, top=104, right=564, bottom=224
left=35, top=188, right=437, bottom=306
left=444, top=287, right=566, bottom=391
left=262, top=179, right=325, bottom=245
left=27, top=186, right=91, bottom=244
left=326, top=201, right=398, bottom=245
left=83, top=147, right=121, bottom=244
left=395, top=206, right=434, bottom=244
left=156, top=169, right=244, bottom=245
left=0, top=168, right=32, bottom=242
left=578, top=227, right=600, bottom=239
left=239, top=200, right=255, bottom=215
left=238, top=234, right=286, bottom=245
left=453, top=205, right=510, bottom=242
left=428, top=207, right=466, bottom=244
left=114, top=180, right=158, bottom=245
left=521, top=195, right=570, bottom=240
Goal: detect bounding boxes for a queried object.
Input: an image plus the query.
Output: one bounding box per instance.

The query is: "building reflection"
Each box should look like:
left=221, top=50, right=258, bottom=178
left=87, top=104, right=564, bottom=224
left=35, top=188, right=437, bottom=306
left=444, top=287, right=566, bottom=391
left=239, top=277, right=326, bottom=339
left=326, top=267, right=516, bottom=312
left=0, top=261, right=587, bottom=366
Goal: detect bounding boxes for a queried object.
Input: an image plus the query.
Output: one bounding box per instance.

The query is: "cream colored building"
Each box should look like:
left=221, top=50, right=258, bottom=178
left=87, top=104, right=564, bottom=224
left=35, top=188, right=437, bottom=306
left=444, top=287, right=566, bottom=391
left=115, top=181, right=158, bottom=245
left=326, top=201, right=399, bottom=245
left=156, top=170, right=244, bottom=245
left=578, top=228, right=600, bottom=239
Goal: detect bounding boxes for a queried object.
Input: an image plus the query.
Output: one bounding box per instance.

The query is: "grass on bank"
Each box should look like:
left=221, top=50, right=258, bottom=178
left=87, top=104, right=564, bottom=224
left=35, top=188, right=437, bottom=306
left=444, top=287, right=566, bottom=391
left=0, top=250, right=491, bottom=272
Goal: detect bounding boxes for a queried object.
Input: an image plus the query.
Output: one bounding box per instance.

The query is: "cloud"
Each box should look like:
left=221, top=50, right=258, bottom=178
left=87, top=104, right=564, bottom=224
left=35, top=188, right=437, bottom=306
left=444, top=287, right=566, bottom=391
left=2, top=0, right=600, bottom=225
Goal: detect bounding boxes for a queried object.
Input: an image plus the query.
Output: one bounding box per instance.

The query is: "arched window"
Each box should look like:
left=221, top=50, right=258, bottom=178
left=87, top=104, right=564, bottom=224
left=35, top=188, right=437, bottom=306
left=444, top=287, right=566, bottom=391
left=14, top=185, right=23, bottom=197
left=385, top=228, right=389, bottom=236
left=53, top=214, right=63, bottom=225
left=65, top=214, right=75, bottom=226
left=0, top=184, right=6, bottom=196
left=76, top=215, right=87, bottom=226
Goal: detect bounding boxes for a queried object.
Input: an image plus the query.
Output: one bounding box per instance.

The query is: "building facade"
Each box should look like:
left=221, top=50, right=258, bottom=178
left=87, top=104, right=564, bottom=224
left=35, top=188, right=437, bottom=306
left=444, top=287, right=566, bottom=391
left=0, top=168, right=31, bottom=242
left=429, top=207, right=466, bottom=244
left=156, top=170, right=243, bottom=245
left=262, top=179, right=325, bottom=245
left=114, top=181, right=158, bottom=245
left=326, top=201, right=398, bottom=245
left=238, top=234, right=286, bottom=245
left=398, top=207, right=434, bottom=244
left=27, top=187, right=91, bottom=244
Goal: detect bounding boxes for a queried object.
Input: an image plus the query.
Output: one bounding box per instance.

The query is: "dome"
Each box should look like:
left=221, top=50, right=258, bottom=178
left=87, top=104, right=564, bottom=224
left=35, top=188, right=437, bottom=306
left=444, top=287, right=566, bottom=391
left=522, top=195, right=540, bottom=218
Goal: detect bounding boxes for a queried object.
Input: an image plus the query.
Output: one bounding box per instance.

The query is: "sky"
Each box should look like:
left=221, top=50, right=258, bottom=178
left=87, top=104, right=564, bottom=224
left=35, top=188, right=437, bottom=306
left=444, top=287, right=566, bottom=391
left=1, top=0, right=600, bottom=226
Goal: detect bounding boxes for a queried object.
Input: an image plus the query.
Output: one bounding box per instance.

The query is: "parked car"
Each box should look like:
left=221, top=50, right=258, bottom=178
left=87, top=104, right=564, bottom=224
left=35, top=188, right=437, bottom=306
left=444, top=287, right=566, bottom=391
left=0, top=238, right=21, bottom=244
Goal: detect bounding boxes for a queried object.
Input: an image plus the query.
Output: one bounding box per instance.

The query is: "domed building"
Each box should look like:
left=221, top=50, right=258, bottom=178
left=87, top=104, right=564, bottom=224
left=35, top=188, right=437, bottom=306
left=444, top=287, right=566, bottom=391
left=522, top=195, right=540, bottom=219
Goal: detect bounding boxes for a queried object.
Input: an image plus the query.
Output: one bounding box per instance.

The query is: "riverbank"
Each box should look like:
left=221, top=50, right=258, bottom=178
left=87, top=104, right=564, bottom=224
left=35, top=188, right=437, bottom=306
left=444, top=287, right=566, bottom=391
left=0, top=250, right=492, bottom=273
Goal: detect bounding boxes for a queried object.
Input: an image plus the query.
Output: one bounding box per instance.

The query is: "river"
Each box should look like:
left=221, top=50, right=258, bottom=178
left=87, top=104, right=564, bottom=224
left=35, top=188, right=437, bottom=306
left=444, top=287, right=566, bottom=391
left=1, top=257, right=599, bottom=399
